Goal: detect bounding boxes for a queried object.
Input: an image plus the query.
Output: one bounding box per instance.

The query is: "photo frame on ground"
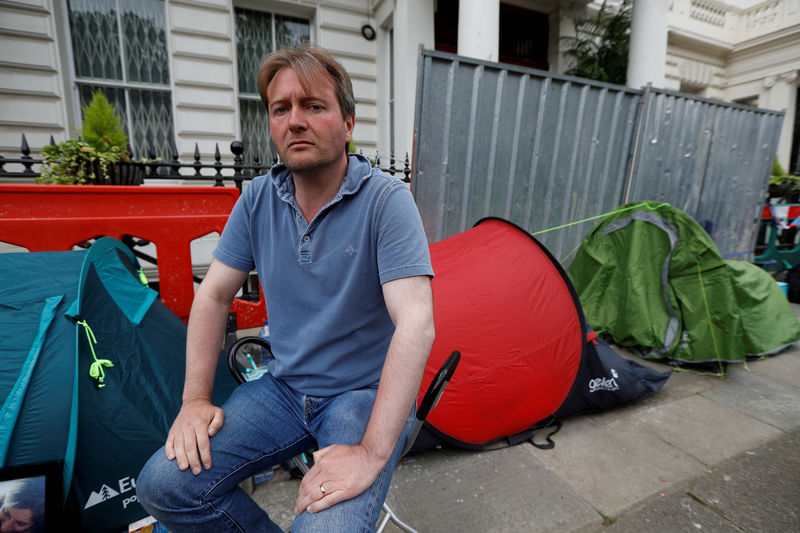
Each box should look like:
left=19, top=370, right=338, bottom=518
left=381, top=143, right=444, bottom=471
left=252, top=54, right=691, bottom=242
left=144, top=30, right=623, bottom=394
left=0, top=460, right=63, bottom=533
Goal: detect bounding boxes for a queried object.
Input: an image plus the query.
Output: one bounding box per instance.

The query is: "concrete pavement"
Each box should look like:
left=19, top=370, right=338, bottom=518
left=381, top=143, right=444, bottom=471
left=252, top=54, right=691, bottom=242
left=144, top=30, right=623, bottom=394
left=248, top=304, right=800, bottom=532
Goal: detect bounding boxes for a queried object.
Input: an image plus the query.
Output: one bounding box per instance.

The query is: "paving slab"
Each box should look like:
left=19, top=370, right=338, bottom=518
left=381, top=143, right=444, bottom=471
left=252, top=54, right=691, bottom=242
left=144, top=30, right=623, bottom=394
left=747, top=347, right=800, bottom=389
left=700, top=365, right=800, bottom=431
left=583, top=492, right=741, bottom=533
left=384, top=444, right=601, bottom=532
left=529, top=413, right=708, bottom=518
left=249, top=470, right=300, bottom=532
left=592, top=394, right=783, bottom=467
left=590, top=428, right=800, bottom=533
left=689, top=428, right=800, bottom=532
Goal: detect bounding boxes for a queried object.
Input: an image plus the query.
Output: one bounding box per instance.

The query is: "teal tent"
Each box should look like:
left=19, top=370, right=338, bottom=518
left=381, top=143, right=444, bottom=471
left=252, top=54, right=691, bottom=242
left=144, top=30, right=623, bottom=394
left=567, top=202, right=800, bottom=370
left=0, top=238, right=235, bottom=532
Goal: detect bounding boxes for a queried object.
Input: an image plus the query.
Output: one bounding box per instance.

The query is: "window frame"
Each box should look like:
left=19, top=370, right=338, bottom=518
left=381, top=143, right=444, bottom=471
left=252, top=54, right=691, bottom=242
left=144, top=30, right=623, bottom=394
left=62, top=0, right=176, bottom=159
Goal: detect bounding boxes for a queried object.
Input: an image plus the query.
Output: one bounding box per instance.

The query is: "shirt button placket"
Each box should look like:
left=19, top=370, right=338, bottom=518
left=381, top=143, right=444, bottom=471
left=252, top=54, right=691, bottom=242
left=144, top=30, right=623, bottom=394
left=299, top=233, right=312, bottom=263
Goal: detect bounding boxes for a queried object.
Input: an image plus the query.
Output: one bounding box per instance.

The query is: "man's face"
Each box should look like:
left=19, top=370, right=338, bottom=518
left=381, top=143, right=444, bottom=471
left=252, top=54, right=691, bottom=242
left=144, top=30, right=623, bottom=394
left=0, top=504, right=34, bottom=533
left=267, top=68, right=355, bottom=175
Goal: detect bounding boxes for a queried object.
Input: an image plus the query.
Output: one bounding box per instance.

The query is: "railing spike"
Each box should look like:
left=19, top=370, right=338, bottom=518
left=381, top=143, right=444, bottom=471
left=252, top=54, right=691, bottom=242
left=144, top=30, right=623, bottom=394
left=213, top=143, right=224, bottom=187
left=170, top=139, right=181, bottom=178
left=193, top=142, right=202, bottom=177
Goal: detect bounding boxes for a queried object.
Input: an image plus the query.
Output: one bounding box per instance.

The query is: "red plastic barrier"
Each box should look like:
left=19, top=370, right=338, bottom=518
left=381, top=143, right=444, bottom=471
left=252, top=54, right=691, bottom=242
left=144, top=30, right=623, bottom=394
left=0, top=184, right=266, bottom=326
left=761, top=204, right=800, bottom=219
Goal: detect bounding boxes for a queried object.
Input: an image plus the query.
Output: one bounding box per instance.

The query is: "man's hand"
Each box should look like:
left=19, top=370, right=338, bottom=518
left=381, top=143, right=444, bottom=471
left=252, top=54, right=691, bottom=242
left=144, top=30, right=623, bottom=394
left=294, top=444, right=387, bottom=515
left=165, top=399, right=225, bottom=475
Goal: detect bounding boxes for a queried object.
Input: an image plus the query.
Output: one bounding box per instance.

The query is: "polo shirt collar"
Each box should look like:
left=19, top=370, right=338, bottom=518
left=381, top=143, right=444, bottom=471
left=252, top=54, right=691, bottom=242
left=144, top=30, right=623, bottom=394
left=271, top=153, right=373, bottom=204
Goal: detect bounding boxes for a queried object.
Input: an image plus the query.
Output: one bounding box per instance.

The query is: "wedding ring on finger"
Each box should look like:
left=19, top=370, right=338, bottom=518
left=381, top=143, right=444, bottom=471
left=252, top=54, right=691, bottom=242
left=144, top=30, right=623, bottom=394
left=320, top=483, right=326, bottom=497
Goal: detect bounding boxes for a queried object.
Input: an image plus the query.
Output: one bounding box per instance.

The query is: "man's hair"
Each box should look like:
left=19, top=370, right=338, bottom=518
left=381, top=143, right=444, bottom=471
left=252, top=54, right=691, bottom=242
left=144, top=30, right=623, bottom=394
left=3, top=477, right=45, bottom=532
left=257, top=42, right=355, bottom=120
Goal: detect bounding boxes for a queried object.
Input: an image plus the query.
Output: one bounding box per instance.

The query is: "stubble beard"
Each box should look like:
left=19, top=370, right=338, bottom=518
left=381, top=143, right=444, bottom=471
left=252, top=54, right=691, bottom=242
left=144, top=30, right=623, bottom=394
left=279, top=145, right=347, bottom=178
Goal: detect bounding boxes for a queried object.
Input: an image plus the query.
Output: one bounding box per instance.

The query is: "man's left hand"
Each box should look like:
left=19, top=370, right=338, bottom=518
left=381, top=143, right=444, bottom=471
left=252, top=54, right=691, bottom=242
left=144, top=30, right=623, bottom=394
left=294, top=443, right=387, bottom=515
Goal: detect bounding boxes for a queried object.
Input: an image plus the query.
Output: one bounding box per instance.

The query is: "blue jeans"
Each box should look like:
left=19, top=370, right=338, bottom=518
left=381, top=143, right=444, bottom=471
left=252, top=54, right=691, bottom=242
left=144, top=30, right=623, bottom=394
left=137, top=372, right=415, bottom=532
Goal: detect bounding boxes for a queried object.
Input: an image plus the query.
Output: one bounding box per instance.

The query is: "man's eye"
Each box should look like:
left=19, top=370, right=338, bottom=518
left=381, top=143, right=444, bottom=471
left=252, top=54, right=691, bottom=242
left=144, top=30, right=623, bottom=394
left=309, top=104, right=322, bottom=111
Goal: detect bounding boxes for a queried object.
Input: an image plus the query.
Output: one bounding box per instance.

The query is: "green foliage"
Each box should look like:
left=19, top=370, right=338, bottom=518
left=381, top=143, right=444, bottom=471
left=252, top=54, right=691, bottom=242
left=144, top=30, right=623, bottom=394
left=562, top=0, right=631, bottom=85
left=80, top=91, right=129, bottom=153
left=37, top=139, right=125, bottom=185
left=37, top=89, right=133, bottom=184
left=770, top=157, right=800, bottom=190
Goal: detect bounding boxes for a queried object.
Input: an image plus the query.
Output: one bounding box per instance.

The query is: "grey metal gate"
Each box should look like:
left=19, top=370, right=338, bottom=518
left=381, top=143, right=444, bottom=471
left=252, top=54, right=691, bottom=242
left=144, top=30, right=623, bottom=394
left=412, top=49, right=784, bottom=264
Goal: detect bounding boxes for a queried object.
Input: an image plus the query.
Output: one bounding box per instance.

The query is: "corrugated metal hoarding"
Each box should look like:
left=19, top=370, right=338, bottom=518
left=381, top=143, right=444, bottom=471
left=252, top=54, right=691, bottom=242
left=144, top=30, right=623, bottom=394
left=626, top=87, right=784, bottom=257
left=412, top=49, right=783, bottom=264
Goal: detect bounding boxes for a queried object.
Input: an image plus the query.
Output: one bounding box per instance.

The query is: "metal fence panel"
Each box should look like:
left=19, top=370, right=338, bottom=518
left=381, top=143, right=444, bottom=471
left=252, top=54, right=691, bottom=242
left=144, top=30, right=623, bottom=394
left=627, top=88, right=784, bottom=257
left=413, top=49, right=784, bottom=265
left=412, top=50, right=641, bottom=261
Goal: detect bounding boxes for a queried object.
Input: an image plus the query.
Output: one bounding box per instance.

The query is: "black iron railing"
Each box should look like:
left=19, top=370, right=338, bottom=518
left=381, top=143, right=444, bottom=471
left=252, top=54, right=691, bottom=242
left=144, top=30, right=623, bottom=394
left=0, top=135, right=412, bottom=192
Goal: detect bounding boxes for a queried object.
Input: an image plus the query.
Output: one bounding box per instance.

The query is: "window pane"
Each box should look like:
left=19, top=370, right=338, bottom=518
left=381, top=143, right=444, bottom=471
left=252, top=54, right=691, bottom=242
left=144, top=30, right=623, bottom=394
left=240, top=99, right=273, bottom=167
left=120, top=0, right=169, bottom=84
left=129, top=89, right=174, bottom=160
left=68, top=0, right=122, bottom=80
left=275, top=14, right=310, bottom=48
left=235, top=8, right=273, bottom=95
left=78, top=84, right=129, bottom=140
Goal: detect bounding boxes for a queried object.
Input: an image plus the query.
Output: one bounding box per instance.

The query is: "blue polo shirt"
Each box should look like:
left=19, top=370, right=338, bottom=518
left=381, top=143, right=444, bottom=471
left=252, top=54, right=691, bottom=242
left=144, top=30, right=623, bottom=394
left=214, top=154, right=433, bottom=396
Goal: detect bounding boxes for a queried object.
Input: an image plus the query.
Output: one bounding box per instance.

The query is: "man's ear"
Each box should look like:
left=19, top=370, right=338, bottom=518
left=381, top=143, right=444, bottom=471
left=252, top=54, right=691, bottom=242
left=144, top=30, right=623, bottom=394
left=344, top=114, right=355, bottom=143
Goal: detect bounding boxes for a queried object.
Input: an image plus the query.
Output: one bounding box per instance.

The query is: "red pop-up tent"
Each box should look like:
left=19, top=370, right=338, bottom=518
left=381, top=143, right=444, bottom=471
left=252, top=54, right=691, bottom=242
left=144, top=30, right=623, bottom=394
left=417, top=218, right=669, bottom=449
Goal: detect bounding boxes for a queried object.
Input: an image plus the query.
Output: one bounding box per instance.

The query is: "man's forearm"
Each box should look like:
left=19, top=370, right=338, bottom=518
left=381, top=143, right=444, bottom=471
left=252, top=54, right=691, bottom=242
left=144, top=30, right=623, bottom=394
left=181, top=260, right=247, bottom=403
left=360, top=278, right=435, bottom=461
left=360, top=323, right=433, bottom=461
left=182, top=289, right=232, bottom=403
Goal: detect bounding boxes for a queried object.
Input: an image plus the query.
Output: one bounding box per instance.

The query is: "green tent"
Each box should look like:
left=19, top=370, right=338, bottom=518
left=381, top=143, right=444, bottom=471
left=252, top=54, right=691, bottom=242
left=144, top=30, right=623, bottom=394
left=0, top=238, right=236, bottom=532
left=567, top=202, right=800, bottom=369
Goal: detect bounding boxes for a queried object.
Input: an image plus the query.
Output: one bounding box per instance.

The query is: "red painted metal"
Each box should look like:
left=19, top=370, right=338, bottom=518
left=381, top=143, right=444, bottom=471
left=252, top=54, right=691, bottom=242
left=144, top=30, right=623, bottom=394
left=0, top=184, right=266, bottom=326
left=761, top=204, right=800, bottom=220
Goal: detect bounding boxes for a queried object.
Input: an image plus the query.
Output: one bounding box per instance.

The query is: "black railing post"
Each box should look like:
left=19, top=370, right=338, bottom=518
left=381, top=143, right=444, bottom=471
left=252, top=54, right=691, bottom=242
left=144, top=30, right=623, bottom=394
left=213, top=143, right=224, bottom=186
left=169, top=141, right=181, bottom=178
left=403, top=153, right=411, bottom=183
left=231, top=140, right=244, bottom=192
left=21, top=134, right=36, bottom=175
left=193, top=143, right=202, bottom=176
left=146, top=146, right=159, bottom=177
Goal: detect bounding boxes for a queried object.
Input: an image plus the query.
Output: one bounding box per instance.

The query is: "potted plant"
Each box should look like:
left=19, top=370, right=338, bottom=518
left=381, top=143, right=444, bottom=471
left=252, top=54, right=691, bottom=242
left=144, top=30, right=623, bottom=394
left=768, top=158, right=800, bottom=202
left=37, top=91, right=145, bottom=185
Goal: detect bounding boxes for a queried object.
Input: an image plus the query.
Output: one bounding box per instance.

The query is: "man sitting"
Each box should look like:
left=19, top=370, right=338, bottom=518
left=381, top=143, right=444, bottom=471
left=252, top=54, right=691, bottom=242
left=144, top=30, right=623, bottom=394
left=136, top=43, right=435, bottom=532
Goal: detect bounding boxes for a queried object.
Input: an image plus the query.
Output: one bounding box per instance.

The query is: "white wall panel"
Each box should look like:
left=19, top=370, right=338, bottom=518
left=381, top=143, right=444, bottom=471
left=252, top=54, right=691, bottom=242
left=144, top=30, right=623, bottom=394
left=0, top=67, right=61, bottom=95
left=1, top=94, right=64, bottom=128
left=0, top=6, right=53, bottom=37
left=351, top=78, right=376, bottom=102
left=176, top=108, right=236, bottom=137
left=172, top=33, right=233, bottom=61
left=0, top=0, right=68, bottom=154
left=173, top=57, right=234, bottom=88
left=171, top=4, right=230, bottom=38
left=0, top=34, right=57, bottom=69
left=175, top=86, right=236, bottom=110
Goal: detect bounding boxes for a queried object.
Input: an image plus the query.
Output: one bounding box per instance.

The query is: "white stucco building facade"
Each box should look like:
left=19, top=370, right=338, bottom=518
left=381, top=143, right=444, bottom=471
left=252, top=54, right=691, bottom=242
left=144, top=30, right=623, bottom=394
left=1, top=0, right=798, bottom=172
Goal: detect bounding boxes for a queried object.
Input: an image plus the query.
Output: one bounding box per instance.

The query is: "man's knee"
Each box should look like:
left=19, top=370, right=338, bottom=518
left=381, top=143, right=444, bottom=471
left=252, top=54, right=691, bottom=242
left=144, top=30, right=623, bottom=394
left=137, top=449, right=192, bottom=513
